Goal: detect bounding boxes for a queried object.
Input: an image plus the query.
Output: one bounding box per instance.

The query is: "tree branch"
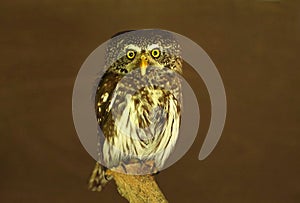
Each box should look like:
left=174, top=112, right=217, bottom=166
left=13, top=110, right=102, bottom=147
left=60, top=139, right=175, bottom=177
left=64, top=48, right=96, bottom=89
left=107, top=163, right=168, bottom=203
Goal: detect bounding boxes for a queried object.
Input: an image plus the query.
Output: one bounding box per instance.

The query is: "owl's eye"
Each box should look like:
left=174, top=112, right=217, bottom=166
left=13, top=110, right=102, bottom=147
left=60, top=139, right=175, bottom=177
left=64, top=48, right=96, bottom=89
left=126, top=50, right=136, bottom=60
left=151, top=49, right=160, bottom=58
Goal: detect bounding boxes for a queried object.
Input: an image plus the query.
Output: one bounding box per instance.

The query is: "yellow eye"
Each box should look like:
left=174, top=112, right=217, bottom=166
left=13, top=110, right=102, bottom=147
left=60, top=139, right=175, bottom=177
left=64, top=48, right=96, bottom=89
left=126, top=50, right=135, bottom=59
left=151, top=49, right=160, bottom=58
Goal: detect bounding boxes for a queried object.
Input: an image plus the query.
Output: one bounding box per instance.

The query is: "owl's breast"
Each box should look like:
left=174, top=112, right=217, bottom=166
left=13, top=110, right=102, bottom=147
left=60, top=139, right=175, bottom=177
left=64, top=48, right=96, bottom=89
left=100, top=67, right=182, bottom=168
left=112, top=91, right=180, bottom=147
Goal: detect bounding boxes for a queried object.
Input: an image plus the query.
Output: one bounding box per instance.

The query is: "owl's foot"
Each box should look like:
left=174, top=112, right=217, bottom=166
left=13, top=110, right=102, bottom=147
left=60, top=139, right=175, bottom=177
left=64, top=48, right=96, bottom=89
left=143, top=160, right=159, bottom=174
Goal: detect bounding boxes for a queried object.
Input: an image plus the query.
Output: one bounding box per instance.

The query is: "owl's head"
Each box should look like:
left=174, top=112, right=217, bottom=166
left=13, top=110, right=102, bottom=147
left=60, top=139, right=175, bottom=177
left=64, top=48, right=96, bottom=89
left=105, top=30, right=182, bottom=76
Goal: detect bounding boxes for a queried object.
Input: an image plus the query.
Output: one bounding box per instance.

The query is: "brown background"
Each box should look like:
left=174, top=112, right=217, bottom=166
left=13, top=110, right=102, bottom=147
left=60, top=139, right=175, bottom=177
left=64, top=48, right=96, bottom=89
left=1, top=0, right=299, bottom=202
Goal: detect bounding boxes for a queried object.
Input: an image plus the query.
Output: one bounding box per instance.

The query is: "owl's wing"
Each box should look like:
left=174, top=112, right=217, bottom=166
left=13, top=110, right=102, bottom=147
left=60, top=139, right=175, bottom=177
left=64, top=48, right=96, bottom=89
left=95, top=70, right=124, bottom=165
left=95, top=71, right=121, bottom=136
left=89, top=70, right=122, bottom=191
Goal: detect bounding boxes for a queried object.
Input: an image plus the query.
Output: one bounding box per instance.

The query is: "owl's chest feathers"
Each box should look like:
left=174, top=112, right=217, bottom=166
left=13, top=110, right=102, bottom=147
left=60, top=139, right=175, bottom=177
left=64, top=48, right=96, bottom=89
left=113, top=87, right=168, bottom=134
left=99, top=66, right=182, bottom=165
left=132, top=88, right=166, bottom=128
left=109, top=85, right=179, bottom=154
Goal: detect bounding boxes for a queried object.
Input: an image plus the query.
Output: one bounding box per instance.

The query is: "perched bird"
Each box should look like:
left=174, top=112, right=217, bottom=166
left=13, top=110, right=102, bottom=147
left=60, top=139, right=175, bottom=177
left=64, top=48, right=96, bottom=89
left=88, top=30, right=183, bottom=191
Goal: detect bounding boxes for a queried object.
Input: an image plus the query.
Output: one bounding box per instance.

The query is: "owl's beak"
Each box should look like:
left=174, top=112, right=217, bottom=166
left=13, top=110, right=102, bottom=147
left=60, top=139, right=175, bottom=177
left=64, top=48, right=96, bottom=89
left=140, top=55, right=148, bottom=76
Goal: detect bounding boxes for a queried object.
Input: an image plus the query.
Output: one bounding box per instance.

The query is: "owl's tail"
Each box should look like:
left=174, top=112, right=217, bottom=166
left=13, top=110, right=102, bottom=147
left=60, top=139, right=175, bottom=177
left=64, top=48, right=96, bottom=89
left=88, top=162, right=112, bottom=192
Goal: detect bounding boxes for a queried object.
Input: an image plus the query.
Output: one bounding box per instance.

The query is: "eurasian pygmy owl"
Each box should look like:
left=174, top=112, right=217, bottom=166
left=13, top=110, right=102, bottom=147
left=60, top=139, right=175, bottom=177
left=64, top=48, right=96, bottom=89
left=88, top=30, right=183, bottom=191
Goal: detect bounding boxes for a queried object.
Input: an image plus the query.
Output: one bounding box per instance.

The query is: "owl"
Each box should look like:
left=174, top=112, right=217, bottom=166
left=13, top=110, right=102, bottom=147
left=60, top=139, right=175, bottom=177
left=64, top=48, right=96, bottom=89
left=88, top=30, right=183, bottom=191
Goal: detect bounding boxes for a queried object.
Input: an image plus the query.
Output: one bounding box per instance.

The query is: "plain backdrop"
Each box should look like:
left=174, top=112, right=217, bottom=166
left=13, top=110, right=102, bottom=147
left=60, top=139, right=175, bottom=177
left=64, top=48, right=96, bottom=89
left=1, top=0, right=299, bottom=202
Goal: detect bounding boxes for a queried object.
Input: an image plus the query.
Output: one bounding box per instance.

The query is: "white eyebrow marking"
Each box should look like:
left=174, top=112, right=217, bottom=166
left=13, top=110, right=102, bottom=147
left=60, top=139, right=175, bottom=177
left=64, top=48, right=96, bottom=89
left=124, top=45, right=141, bottom=52
left=147, top=44, right=160, bottom=50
